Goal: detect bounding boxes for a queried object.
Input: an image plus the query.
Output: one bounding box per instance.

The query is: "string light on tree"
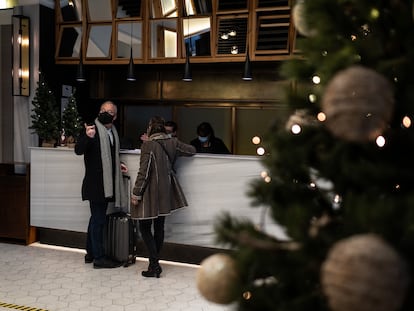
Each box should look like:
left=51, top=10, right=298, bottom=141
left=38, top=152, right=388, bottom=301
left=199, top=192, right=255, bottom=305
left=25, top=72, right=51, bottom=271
left=261, top=171, right=271, bottom=183
left=242, top=291, right=252, bottom=300
left=252, top=136, right=261, bottom=145
left=253, top=276, right=278, bottom=287
left=332, top=194, right=342, bottom=210
left=361, top=24, right=371, bottom=36
left=376, top=135, right=386, bottom=147
left=291, top=124, right=302, bottom=134
left=317, top=112, right=326, bottom=122
left=312, top=75, right=321, bottom=84
left=309, top=94, right=317, bottom=103
left=402, top=116, right=411, bottom=128
left=369, top=7, right=380, bottom=19
left=256, top=147, right=265, bottom=156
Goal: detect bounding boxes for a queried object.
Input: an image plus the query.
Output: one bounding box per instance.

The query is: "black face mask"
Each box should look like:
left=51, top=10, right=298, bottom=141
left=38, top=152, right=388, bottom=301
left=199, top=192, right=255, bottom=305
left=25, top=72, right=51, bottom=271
left=97, top=111, right=114, bottom=125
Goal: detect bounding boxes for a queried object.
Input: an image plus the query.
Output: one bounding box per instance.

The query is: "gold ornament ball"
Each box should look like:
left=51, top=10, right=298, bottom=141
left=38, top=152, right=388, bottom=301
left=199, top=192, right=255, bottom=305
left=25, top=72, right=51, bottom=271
left=321, top=234, right=409, bottom=311
left=292, top=0, right=317, bottom=37
left=196, top=253, right=240, bottom=304
left=321, top=66, right=394, bottom=142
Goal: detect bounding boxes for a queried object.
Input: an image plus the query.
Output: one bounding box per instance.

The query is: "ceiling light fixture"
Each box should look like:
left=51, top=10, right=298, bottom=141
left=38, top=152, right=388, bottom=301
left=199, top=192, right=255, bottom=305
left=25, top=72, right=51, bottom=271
left=242, top=46, right=252, bottom=81
left=182, top=18, right=192, bottom=82
left=231, top=46, right=238, bottom=54
left=75, top=47, right=86, bottom=82
left=220, top=33, right=229, bottom=40
left=126, top=22, right=136, bottom=81
left=228, top=30, right=237, bottom=36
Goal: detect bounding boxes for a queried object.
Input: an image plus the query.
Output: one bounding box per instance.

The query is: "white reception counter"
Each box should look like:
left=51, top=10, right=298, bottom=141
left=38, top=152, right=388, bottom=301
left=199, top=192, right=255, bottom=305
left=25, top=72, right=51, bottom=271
left=30, top=147, right=287, bottom=249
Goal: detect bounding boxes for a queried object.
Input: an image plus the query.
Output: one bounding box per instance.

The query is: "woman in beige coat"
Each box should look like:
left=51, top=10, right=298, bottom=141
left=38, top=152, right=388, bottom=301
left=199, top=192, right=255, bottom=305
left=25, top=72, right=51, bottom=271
left=131, top=116, right=196, bottom=278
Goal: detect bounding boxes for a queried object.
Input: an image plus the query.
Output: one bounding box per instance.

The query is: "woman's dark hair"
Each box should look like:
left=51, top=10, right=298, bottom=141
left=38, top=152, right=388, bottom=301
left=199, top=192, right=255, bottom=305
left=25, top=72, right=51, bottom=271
left=165, top=120, right=178, bottom=132
left=148, top=116, right=166, bottom=135
left=197, top=122, right=215, bottom=137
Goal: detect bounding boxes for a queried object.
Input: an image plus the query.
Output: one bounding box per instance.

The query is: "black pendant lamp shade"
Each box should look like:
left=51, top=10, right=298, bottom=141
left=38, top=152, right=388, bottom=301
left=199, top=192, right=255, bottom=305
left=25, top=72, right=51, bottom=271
left=242, top=51, right=252, bottom=81
left=76, top=49, right=86, bottom=82
left=182, top=53, right=192, bottom=82
left=126, top=47, right=136, bottom=81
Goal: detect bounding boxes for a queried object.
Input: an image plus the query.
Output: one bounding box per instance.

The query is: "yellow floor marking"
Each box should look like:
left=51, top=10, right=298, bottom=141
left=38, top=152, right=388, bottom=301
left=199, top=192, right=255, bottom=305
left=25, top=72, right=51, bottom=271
left=0, top=301, right=48, bottom=311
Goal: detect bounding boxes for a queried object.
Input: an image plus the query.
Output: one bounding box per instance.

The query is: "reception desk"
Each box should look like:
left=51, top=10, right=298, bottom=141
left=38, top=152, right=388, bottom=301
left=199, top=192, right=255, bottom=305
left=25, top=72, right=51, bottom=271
left=30, top=147, right=287, bottom=250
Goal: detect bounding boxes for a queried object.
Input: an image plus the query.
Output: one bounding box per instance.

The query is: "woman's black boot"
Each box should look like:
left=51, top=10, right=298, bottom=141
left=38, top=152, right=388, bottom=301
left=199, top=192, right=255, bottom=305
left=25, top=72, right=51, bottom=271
left=141, top=261, right=162, bottom=278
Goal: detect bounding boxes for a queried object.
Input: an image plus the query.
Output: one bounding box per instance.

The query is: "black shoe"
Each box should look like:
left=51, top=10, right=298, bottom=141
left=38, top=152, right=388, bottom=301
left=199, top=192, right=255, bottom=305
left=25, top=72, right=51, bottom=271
left=141, top=264, right=162, bottom=278
left=93, top=258, right=122, bottom=269
left=85, top=253, right=94, bottom=264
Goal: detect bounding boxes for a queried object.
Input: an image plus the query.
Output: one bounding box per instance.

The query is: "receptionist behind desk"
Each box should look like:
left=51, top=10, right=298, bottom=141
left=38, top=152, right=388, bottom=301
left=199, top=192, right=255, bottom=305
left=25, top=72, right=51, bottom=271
left=190, top=122, right=231, bottom=154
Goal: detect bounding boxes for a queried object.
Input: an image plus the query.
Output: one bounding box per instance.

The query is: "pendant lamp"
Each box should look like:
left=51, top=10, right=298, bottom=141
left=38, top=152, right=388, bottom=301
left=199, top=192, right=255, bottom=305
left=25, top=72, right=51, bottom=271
left=76, top=48, right=86, bottom=82
left=242, top=49, right=252, bottom=81
left=182, top=48, right=192, bottom=82
left=127, top=22, right=136, bottom=81
left=182, top=17, right=192, bottom=82
left=126, top=47, right=136, bottom=81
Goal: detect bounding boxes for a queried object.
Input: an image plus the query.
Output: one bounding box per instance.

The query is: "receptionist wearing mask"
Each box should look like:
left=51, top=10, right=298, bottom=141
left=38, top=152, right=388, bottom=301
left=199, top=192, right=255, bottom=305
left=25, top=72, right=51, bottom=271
left=190, top=122, right=231, bottom=154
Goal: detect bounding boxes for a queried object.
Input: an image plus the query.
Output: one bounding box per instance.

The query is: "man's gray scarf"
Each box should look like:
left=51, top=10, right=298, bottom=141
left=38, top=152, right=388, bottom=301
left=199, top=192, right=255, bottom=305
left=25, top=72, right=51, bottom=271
left=95, top=119, right=127, bottom=208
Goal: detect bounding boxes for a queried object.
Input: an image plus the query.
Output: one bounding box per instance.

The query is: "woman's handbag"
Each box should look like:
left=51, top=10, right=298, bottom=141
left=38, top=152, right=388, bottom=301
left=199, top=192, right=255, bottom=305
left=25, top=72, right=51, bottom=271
left=170, top=170, right=188, bottom=207
left=156, top=141, right=188, bottom=208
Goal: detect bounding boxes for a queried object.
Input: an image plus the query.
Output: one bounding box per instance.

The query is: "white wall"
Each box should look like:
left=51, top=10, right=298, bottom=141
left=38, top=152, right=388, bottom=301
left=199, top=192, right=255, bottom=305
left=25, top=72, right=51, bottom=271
left=0, top=9, right=13, bottom=24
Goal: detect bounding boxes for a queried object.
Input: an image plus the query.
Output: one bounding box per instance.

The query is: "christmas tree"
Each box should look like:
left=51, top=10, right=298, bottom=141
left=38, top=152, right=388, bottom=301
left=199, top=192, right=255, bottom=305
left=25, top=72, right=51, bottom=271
left=61, top=90, right=82, bottom=145
left=30, top=73, right=60, bottom=144
left=198, top=1, right=414, bottom=311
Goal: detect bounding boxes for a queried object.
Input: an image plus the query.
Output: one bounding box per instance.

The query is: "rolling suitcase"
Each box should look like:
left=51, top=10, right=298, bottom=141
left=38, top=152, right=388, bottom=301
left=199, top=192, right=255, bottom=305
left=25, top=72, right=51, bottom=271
left=104, top=175, right=140, bottom=267
left=104, top=212, right=139, bottom=267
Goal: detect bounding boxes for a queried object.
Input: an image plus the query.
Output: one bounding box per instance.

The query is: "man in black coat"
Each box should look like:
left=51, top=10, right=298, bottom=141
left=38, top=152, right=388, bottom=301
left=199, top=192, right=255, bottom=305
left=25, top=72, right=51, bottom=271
left=75, top=101, right=128, bottom=268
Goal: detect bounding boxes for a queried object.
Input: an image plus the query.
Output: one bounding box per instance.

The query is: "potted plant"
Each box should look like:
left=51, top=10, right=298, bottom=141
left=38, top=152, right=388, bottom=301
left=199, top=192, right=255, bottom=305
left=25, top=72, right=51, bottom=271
left=30, top=74, right=60, bottom=147
left=61, top=90, right=83, bottom=148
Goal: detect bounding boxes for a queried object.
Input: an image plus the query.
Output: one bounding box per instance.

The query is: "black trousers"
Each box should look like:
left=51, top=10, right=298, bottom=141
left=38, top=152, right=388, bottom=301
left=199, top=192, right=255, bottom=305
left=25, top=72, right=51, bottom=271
left=86, top=201, right=108, bottom=260
left=139, top=216, right=166, bottom=263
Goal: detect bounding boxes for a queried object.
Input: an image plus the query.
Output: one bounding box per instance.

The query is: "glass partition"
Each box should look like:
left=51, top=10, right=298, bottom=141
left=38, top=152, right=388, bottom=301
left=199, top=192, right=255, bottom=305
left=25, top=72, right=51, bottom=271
left=87, top=0, right=112, bottom=21
left=116, top=0, right=142, bottom=18
left=60, top=0, right=82, bottom=22
left=183, top=17, right=211, bottom=56
left=184, top=0, right=212, bottom=15
left=150, top=19, right=177, bottom=58
left=217, top=0, right=247, bottom=11
left=151, top=0, right=178, bottom=18
left=57, top=25, right=82, bottom=57
left=117, top=22, right=143, bottom=58
left=86, top=24, right=112, bottom=58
